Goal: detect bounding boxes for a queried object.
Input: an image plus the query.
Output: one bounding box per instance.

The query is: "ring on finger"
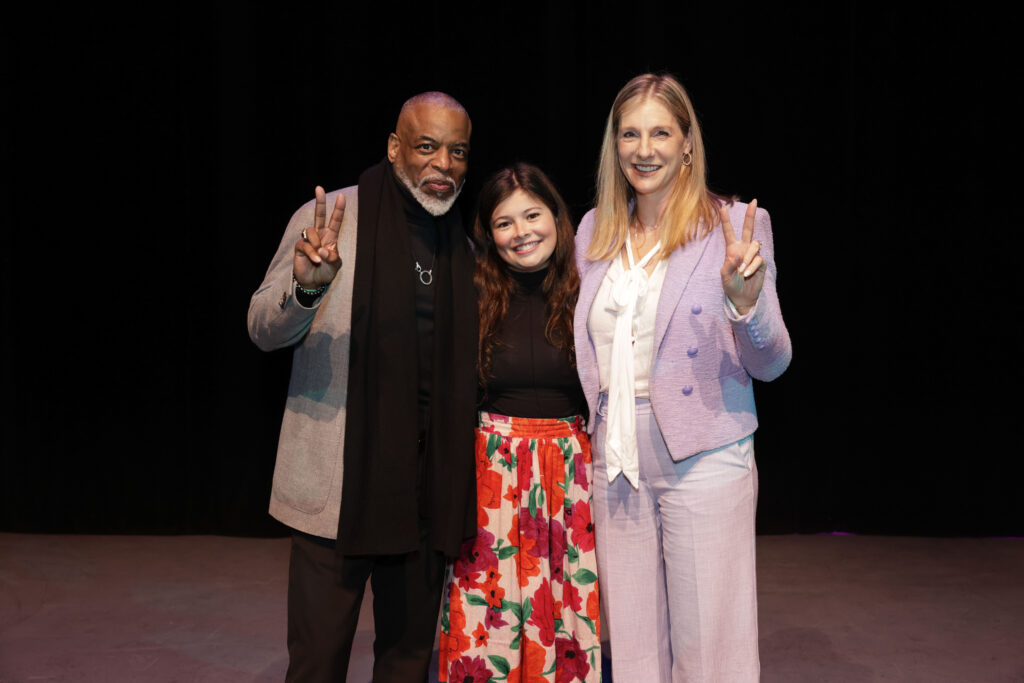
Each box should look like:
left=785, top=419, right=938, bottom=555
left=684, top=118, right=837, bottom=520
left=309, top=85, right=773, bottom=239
left=302, top=228, right=310, bottom=242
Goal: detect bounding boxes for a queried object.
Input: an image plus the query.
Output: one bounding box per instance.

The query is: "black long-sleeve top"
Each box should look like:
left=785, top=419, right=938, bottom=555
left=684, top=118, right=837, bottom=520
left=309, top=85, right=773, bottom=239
left=480, top=266, right=586, bottom=419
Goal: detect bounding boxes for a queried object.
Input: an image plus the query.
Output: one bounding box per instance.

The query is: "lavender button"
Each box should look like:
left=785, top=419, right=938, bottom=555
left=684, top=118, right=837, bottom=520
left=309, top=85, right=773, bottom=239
left=691, top=303, right=702, bottom=315
left=681, top=385, right=693, bottom=396
left=687, top=347, right=698, bottom=358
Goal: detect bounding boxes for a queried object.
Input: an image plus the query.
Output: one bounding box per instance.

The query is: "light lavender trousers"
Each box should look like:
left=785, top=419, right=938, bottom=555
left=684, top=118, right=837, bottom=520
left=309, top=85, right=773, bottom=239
left=592, top=398, right=760, bottom=682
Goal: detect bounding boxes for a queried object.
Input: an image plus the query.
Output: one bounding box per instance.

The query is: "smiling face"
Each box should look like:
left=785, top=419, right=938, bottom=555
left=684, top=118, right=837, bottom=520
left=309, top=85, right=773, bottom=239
left=490, top=189, right=557, bottom=272
left=616, top=96, right=692, bottom=211
left=388, top=101, right=471, bottom=216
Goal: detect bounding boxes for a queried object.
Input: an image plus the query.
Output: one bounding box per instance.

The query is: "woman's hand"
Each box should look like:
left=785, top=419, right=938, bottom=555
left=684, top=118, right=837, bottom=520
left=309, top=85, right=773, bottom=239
left=293, top=186, right=345, bottom=289
left=719, top=199, right=766, bottom=315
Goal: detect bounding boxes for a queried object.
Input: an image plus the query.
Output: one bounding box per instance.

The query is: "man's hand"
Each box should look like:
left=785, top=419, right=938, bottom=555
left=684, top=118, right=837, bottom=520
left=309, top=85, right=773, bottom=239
left=293, top=186, right=345, bottom=288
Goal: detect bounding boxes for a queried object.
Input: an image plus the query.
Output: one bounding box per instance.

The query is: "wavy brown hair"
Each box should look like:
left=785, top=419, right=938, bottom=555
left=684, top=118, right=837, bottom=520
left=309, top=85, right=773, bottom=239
left=474, top=163, right=580, bottom=387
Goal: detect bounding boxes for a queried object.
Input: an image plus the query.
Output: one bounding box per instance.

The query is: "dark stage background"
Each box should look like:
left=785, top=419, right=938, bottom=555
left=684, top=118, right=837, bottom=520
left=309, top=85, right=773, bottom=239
left=3, top=4, right=1020, bottom=537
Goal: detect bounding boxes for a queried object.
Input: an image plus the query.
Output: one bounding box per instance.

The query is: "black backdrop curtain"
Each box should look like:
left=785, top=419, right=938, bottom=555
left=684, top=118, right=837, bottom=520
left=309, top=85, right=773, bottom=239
left=3, top=3, right=1020, bottom=536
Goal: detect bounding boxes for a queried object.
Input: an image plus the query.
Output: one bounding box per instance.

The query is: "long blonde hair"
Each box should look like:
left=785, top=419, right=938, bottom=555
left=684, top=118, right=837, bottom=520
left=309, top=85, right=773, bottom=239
left=589, top=73, right=724, bottom=261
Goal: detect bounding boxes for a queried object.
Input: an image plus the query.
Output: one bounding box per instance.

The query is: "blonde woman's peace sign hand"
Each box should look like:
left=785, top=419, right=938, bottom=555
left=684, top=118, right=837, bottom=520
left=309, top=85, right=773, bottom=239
left=719, top=199, right=766, bottom=316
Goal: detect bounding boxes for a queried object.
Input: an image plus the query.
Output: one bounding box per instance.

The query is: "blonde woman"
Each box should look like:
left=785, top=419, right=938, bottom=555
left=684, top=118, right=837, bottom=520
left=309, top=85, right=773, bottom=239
left=574, top=74, right=791, bottom=681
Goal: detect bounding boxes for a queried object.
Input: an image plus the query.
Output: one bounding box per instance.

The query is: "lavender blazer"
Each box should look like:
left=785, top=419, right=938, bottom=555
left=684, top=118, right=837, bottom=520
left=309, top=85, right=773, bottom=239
left=573, top=201, right=792, bottom=461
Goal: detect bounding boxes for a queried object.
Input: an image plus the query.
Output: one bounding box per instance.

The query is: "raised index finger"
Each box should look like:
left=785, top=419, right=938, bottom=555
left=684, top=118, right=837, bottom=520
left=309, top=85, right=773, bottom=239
left=741, top=198, right=758, bottom=244
left=313, top=185, right=327, bottom=234
left=719, top=204, right=737, bottom=246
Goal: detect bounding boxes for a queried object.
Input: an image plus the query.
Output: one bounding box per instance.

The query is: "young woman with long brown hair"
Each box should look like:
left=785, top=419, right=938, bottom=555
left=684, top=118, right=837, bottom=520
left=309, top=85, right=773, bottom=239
left=439, top=163, right=601, bottom=683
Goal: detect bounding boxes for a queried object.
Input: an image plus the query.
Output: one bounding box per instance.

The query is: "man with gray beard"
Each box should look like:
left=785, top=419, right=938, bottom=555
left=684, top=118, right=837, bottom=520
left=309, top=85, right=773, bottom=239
left=248, top=92, right=478, bottom=682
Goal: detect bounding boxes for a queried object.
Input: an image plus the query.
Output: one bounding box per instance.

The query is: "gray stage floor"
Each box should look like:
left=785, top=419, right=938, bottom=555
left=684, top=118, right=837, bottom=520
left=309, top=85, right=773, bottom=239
left=1, top=533, right=1021, bottom=682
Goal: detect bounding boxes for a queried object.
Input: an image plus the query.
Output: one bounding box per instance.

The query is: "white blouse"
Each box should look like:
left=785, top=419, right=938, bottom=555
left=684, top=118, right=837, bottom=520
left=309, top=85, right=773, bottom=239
left=586, top=235, right=668, bottom=488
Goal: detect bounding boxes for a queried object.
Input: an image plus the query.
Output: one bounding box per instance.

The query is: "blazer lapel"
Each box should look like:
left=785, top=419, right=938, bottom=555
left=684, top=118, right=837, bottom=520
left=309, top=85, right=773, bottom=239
left=654, top=233, right=713, bottom=353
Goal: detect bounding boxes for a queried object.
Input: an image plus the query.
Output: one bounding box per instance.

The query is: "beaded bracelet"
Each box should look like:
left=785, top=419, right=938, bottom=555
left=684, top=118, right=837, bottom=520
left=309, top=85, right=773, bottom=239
left=293, top=277, right=329, bottom=298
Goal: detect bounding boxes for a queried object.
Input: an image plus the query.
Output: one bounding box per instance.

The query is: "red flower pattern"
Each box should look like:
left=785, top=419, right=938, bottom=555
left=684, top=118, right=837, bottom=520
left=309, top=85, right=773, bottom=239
left=441, top=416, right=599, bottom=682
left=555, top=635, right=591, bottom=683
left=549, top=518, right=566, bottom=584
left=569, top=501, right=595, bottom=553
left=528, top=578, right=556, bottom=646
left=450, top=655, right=494, bottom=683
left=573, top=449, right=590, bottom=490
left=521, top=509, right=550, bottom=559
left=504, top=483, right=521, bottom=507
left=481, top=571, right=506, bottom=609
left=440, top=585, right=472, bottom=678
left=472, top=622, right=488, bottom=648
left=561, top=581, right=583, bottom=613
left=484, top=605, right=509, bottom=629
left=455, top=528, right=498, bottom=578
left=516, top=438, right=534, bottom=491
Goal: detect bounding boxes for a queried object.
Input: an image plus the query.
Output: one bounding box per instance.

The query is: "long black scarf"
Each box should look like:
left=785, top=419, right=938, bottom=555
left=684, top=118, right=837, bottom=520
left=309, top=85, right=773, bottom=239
left=337, top=159, right=478, bottom=557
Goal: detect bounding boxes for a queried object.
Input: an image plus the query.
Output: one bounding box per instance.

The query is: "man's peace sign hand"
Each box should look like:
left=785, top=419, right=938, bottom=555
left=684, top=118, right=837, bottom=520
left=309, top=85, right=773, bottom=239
left=294, top=186, right=345, bottom=289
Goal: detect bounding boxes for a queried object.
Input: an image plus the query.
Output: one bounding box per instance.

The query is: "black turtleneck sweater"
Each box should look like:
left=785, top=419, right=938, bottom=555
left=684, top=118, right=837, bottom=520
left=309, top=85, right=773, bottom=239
left=392, top=171, right=439, bottom=426
left=481, top=266, right=586, bottom=419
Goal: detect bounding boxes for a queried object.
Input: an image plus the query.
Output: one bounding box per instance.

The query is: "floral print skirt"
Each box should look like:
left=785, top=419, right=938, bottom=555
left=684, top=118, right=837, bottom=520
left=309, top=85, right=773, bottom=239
left=439, top=412, right=601, bottom=683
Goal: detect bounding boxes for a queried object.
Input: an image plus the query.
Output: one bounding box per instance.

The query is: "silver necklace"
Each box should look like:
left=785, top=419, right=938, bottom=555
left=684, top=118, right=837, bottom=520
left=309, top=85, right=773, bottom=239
left=412, top=224, right=437, bottom=286
left=631, top=215, right=659, bottom=259
left=415, top=257, right=434, bottom=285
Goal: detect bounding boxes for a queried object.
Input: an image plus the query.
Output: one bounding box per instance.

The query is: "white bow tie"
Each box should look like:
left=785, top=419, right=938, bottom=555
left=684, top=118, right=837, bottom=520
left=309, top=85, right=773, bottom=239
left=604, top=236, right=660, bottom=489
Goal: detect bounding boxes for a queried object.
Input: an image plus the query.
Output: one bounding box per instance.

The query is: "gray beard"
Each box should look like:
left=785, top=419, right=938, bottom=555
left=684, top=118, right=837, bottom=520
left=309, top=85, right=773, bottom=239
left=393, top=164, right=462, bottom=217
